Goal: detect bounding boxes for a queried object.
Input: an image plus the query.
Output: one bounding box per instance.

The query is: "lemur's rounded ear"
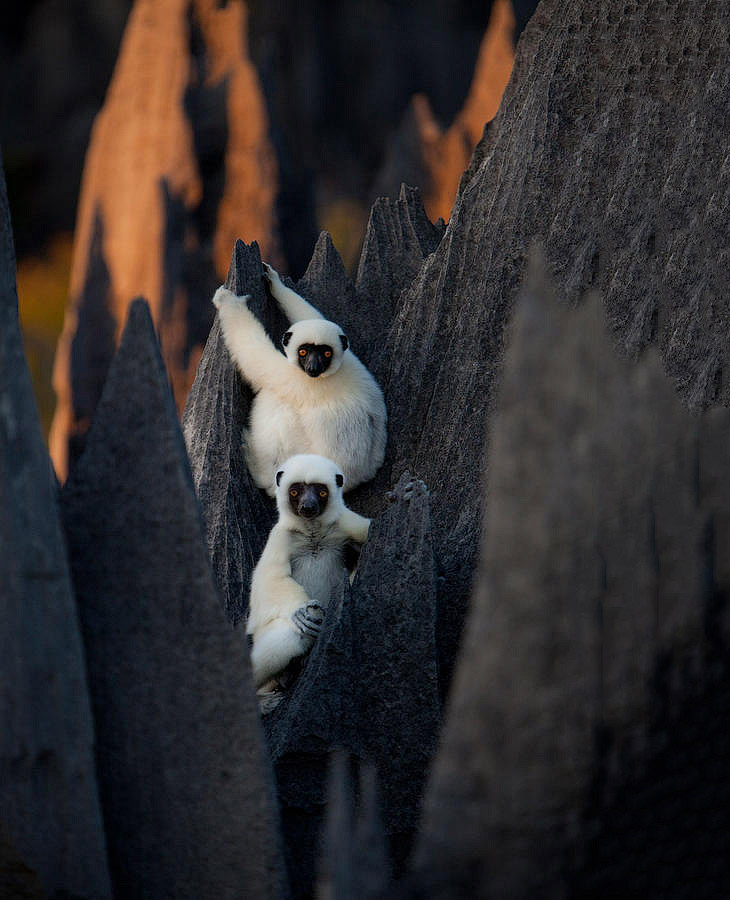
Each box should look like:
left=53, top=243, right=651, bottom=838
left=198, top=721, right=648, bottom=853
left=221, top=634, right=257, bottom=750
left=335, top=473, right=344, bottom=488
left=276, top=470, right=284, bottom=486
left=339, top=334, right=349, bottom=352
left=282, top=331, right=292, bottom=348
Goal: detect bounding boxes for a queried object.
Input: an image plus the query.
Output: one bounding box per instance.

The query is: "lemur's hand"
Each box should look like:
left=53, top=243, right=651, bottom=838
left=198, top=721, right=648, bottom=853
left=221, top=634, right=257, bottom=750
left=292, top=603, right=324, bottom=639
left=262, top=262, right=282, bottom=287
left=212, top=286, right=251, bottom=310
left=385, top=478, right=429, bottom=503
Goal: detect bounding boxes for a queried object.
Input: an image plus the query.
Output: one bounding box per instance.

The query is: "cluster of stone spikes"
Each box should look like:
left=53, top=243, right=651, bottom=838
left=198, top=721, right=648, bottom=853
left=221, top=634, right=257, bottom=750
left=1, top=151, right=286, bottom=898
left=4, top=0, right=730, bottom=898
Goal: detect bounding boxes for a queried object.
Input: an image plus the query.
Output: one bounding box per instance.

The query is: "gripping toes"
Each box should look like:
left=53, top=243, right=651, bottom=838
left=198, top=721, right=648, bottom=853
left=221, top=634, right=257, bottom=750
left=292, top=603, right=324, bottom=638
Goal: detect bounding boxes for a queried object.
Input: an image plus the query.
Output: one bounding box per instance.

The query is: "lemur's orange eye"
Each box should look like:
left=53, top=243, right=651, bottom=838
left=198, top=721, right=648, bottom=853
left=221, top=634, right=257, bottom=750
left=319, top=489, right=328, bottom=498
left=289, top=489, right=298, bottom=498
left=298, top=348, right=307, bottom=357
left=324, top=350, right=332, bottom=358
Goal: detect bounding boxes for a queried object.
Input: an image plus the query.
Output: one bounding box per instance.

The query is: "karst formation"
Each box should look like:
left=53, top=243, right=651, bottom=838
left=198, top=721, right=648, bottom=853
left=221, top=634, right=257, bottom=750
left=2, top=1, right=730, bottom=898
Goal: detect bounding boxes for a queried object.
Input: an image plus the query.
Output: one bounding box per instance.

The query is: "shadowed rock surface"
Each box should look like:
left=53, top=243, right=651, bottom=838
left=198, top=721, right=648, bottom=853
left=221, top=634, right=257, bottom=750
left=405, top=257, right=730, bottom=899
left=0, top=153, right=112, bottom=900
left=363, top=0, right=730, bottom=710
left=317, top=753, right=390, bottom=900
left=182, top=239, right=279, bottom=624
left=61, top=298, right=286, bottom=899
left=355, top=185, right=445, bottom=374
left=261, top=474, right=439, bottom=898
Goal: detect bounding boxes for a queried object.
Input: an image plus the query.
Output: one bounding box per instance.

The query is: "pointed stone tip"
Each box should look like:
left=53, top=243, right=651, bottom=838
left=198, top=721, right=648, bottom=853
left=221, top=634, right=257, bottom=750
left=121, top=297, right=158, bottom=348
left=0, top=150, right=19, bottom=310
left=305, top=230, right=346, bottom=277
left=314, top=230, right=335, bottom=253
left=399, top=183, right=422, bottom=205
left=127, top=296, right=153, bottom=324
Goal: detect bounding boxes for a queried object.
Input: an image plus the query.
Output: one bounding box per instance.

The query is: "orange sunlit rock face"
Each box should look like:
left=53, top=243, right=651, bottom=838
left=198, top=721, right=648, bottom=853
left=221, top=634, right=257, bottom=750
left=50, top=0, right=280, bottom=480
left=439, top=0, right=515, bottom=221
left=378, top=0, right=515, bottom=225
left=423, top=0, right=516, bottom=222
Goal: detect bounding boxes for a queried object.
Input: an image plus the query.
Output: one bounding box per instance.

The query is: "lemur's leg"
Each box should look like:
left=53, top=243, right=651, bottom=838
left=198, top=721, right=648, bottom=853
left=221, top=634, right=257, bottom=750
left=249, top=618, right=314, bottom=688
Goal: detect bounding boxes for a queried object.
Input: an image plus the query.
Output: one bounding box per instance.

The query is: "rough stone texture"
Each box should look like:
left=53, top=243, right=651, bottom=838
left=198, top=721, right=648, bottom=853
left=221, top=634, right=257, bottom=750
left=182, top=239, right=278, bottom=624
left=407, top=257, right=730, bottom=899
left=355, top=184, right=445, bottom=375
left=262, top=473, right=440, bottom=898
left=374, top=0, right=517, bottom=223
left=61, top=298, right=286, bottom=899
left=360, top=0, right=730, bottom=710
left=0, top=822, right=45, bottom=900
left=0, top=152, right=112, bottom=900
left=317, top=753, right=390, bottom=900
left=49, top=0, right=285, bottom=480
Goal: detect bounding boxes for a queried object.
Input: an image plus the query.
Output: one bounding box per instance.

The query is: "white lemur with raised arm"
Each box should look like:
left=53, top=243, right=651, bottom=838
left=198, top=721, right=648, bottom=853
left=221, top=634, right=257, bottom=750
left=247, top=454, right=371, bottom=688
left=213, top=262, right=387, bottom=495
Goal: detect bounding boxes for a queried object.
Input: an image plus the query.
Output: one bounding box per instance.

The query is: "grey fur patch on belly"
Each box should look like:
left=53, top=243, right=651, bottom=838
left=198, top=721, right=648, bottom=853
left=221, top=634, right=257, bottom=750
left=291, top=549, right=344, bottom=609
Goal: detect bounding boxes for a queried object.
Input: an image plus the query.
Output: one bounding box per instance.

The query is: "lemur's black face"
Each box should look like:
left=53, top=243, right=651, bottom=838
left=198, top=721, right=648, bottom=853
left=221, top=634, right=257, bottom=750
left=287, top=482, right=330, bottom=518
left=296, top=343, right=333, bottom=378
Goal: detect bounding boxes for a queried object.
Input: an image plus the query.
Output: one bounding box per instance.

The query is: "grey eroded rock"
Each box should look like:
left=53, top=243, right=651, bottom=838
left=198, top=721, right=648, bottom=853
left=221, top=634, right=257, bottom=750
left=317, top=753, right=390, bottom=900
left=407, top=254, right=730, bottom=898
left=62, top=298, right=286, bottom=900
left=363, top=0, right=730, bottom=706
left=264, top=473, right=440, bottom=898
left=0, top=151, right=112, bottom=900
left=182, top=239, right=280, bottom=624
left=356, top=184, right=444, bottom=378
left=295, top=231, right=364, bottom=358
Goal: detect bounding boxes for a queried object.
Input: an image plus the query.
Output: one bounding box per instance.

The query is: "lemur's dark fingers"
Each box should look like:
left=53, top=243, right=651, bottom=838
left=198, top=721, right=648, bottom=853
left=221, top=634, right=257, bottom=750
left=403, top=479, right=429, bottom=500
left=292, top=605, right=323, bottom=638
left=386, top=479, right=429, bottom=503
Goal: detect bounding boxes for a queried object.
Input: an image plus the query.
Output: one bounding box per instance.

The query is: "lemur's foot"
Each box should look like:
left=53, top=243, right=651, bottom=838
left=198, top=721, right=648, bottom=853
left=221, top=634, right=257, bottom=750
left=212, top=285, right=251, bottom=310
left=386, top=478, right=429, bottom=503
left=262, top=261, right=281, bottom=285
left=403, top=479, right=429, bottom=500
left=292, top=603, right=324, bottom=638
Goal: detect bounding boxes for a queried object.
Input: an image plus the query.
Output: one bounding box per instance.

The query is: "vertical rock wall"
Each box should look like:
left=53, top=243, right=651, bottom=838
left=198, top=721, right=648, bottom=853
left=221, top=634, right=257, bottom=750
left=61, top=298, right=286, bottom=899
left=0, top=151, right=112, bottom=900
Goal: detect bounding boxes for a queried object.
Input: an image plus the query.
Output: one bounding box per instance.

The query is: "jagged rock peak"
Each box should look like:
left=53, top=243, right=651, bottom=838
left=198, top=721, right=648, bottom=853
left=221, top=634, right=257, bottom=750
left=0, top=151, right=113, bottom=900
left=263, top=472, right=439, bottom=897
left=182, top=240, right=277, bottom=625
left=374, top=0, right=517, bottom=224
left=355, top=184, right=444, bottom=348
left=317, top=753, right=390, bottom=900
left=409, top=248, right=730, bottom=897
left=62, top=297, right=286, bottom=899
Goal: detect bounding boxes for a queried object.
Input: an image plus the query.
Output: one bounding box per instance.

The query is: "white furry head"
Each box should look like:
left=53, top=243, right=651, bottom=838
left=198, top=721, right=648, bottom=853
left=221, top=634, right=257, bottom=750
left=274, top=454, right=346, bottom=525
left=281, top=319, right=349, bottom=378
